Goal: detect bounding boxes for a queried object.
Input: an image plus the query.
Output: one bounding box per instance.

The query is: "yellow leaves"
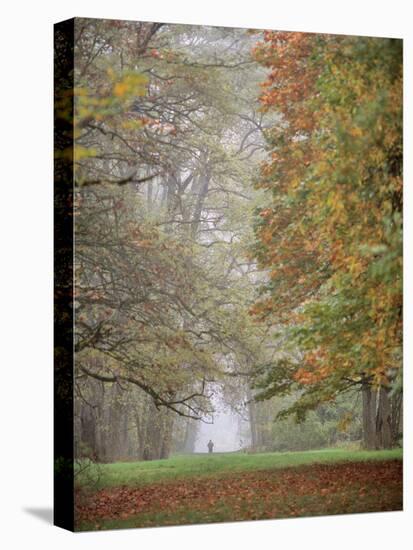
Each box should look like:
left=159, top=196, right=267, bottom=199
left=120, top=119, right=145, bottom=131
left=73, top=71, right=148, bottom=132
left=251, top=33, right=402, bottom=414
left=112, top=72, right=148, bottom=98
left=349, top=126, right=363, bottom=138
left=74, top=145, right=98, bottom=162
left=113, top=82, right=128, bottom=97
left=74, top=89, right=112, bottom=129
left=326, top=190, right=344, bottom=212
left=347, top=256, right=364, bottom=277
left=73, top=87, right=89, bottom=97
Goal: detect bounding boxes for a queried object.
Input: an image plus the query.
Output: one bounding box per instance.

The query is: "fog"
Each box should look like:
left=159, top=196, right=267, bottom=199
left=194, top=396, right=251, bottom=453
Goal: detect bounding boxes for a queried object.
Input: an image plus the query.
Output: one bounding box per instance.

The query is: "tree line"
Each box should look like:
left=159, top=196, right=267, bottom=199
left=71, top=20, right=402, bottom=462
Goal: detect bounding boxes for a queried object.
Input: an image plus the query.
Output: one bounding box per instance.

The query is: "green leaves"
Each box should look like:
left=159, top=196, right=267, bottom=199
left=251, top=32, right=402, bottom=423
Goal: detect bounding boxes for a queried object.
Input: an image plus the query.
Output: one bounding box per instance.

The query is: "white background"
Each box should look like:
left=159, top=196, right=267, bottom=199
left=0, top=1, right=411, bottom=548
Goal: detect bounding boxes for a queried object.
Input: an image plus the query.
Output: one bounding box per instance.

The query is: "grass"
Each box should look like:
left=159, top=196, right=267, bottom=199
left=76, top=447, right=402, bottom=489
left=80, top=487, right=400, bottom=531
left=75, top=452, right=403, bottom=531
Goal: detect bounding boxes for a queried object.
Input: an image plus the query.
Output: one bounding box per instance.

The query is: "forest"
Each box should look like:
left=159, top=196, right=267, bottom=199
left=60, top=18, right=403, bottom=529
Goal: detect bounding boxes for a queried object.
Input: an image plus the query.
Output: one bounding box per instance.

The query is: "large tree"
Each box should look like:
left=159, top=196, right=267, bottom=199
left=73, top=20, right=271, bottom=460
left=251, top=32, right=402, bottom=449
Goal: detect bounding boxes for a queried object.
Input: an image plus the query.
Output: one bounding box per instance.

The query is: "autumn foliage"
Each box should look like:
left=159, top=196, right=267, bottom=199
left=251, top=32, right=402, bottom=439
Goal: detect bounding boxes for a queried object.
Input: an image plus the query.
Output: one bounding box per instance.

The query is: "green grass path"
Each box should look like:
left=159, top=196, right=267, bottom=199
left=77, top=447, right=402, bottom=489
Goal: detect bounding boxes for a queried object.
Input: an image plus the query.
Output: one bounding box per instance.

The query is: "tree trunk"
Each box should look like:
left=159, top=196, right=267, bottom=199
left=183, top=419, right=199, bottom=453
left=79, top=403, right=96, bottom=457
left=160, top=412, right=174, bottom=459
left=376, top=385, right=392, bottom=449
left=141, top=401, right=163, bottom=460
left=362, top=380, right=377, bottom=449
left=362, top=380, right=397, bottom=449
left=390, top=390, right=403, bottom=444
left=247, top=387, right=260, bottom=449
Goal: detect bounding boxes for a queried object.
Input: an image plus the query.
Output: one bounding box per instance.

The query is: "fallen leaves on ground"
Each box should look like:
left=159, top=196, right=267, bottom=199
left=75, top=460, right=402, bottom=528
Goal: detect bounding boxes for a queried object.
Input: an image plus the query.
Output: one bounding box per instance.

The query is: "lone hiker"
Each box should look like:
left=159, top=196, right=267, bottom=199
left=207, top=439, right=214, bottom=453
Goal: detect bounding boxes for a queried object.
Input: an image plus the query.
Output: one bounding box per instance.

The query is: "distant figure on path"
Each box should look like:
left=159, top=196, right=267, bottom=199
left=207, top=439, right=214, bottom=453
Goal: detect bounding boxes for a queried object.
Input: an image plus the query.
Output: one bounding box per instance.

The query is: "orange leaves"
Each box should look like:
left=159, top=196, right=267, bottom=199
left=248, top=298, right=277, bottom=322
left=260, top=226, right=273, bottom=246
left=293, top=349, right=332, bottom=386
left=254, top=31, right=319, bottom=118
left=251, top=32, right=402, bottom=424
left=75, top=460, right=402, bottom=528
left=112, top=72, right=148, bottom=98
left=293, top=368, right=317, bottom=385
left=113, top=81, right=128, bottom=97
